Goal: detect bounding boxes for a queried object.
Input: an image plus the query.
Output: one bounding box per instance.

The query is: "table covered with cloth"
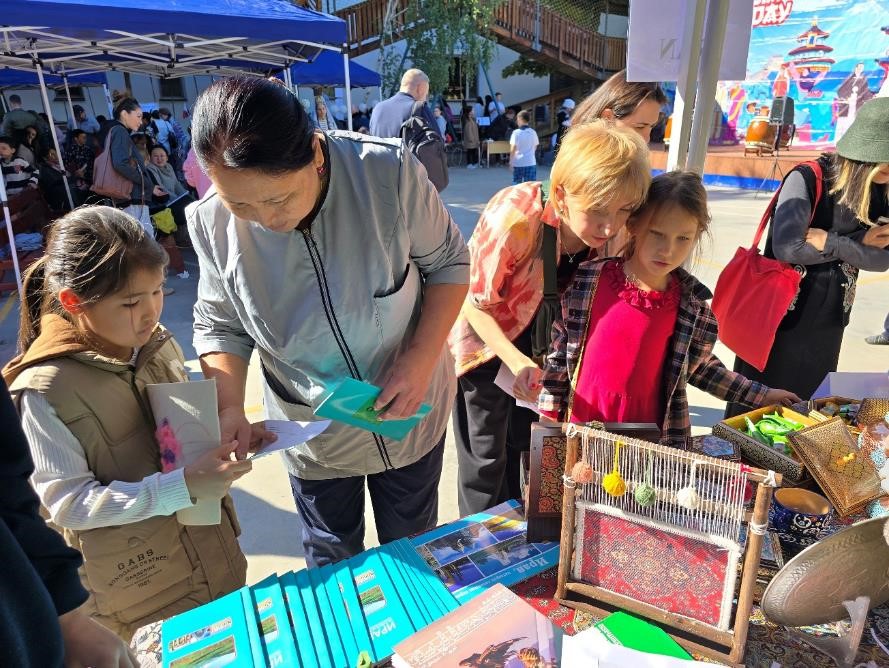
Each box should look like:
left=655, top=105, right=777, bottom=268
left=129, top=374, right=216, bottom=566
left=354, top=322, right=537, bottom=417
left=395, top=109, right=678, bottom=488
left=131, top=565, right=889, bottom=667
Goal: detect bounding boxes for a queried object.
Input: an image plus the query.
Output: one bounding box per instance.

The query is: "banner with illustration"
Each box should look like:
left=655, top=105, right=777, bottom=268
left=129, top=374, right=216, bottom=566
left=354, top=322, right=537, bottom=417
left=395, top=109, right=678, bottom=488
left=713, top=0, right=889, bottom=148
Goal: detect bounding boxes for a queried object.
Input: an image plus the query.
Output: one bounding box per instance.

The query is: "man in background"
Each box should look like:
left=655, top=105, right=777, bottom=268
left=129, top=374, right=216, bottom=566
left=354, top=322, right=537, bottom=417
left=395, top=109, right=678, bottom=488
left=369, top=68, right=435, bottom=138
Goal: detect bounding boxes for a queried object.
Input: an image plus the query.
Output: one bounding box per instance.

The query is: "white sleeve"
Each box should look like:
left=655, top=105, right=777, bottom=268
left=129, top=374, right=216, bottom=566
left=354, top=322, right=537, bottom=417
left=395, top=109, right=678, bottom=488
left=20, top=390, right=195, bottom=530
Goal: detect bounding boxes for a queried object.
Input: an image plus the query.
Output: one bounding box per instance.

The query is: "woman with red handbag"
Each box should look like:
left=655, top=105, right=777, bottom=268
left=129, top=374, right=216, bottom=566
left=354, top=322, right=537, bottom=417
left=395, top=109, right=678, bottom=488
left=726, top=98, right=889, bottom=416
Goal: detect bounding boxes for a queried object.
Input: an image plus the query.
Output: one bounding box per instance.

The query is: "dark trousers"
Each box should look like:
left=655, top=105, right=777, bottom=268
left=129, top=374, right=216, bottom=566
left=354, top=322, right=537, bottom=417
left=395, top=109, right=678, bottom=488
left=465, top=147, right=479, bottom=165
left=453, top=356, right=536, bottom=517
left=288, top=435, right=444, bottom=567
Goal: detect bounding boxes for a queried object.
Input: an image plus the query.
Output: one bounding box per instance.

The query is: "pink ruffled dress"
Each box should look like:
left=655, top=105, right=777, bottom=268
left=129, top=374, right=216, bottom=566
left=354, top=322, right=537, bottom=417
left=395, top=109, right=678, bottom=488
left=570, top=261, right=680, bottom=427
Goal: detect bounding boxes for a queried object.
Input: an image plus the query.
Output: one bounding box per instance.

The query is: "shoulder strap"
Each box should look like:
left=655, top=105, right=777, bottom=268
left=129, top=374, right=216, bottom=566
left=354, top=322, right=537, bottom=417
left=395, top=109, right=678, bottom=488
left=751, top=159, right=824, bottom=248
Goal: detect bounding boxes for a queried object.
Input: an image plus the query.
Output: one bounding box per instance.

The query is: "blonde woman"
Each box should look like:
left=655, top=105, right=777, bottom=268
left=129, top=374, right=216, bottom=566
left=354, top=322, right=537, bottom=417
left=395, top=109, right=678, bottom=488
left=449, top=121, right=651, bottom=515
left=727, top=97, right=889, bottom=415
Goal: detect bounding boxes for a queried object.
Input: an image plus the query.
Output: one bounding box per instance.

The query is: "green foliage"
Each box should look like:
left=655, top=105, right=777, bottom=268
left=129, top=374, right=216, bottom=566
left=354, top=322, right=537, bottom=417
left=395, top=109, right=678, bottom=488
left=502, top=55, right=552, bottom=79
left=379, top=0, right=506, bottom=97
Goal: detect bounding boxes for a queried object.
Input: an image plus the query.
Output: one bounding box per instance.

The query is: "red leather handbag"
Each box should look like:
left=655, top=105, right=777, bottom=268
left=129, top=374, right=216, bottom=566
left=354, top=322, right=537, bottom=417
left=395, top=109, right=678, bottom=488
left=712, top=161, right=822, bottom=372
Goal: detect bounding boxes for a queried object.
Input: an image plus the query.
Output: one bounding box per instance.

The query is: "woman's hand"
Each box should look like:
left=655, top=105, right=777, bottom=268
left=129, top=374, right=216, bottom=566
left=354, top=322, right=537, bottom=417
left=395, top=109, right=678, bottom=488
left=58, top=606, right=138, bottom=668
left=805, top=228, right=828, bottom=251
left=763, top=388, right=801, bottom=407
left=863, top=225, right=889, bottom=248
left=511, top=358, right=543, bottom=403
left=374, top=346, right=437, bottom=420
left=183, top=440, right=252, bottom=500
left=152, top=185, right=167, bottom=198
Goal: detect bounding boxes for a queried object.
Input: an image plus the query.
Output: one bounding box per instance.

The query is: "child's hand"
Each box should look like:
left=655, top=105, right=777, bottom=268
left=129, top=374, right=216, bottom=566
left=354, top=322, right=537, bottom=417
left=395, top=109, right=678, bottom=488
left=513, top=361, right=543, bottom=403
left=184, top=440, right=252, bottom=500
left=762, top=388, right=801, bottom=407
left=248, top=421, right=277, bottom=453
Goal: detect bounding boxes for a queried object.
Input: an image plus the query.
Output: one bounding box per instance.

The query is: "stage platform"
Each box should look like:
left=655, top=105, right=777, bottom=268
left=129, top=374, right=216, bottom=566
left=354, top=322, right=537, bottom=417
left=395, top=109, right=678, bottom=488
left=649, top=144, right=827, bottom=191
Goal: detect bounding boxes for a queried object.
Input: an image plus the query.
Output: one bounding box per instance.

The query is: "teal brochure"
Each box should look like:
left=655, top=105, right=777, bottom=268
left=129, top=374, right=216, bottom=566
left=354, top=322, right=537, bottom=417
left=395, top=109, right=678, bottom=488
left=308, top=566, right=347, bottom=668
left=392, top=538, right=459, bottom=614
left=334, top=561, right=374, bottom=661
left=313, top=377, right=431, bottom=441
left=295, top=569, right=331, bottom=667
left=251, top=574, right=301, bottom=668
left=241, top=588, right=267, bottom=667
left=348, top=548, right=417, bottom=660
left=409, top=499, right=560, bottom=603
left=387, top=539, right=446, bottom=619
left=320, top=563, right=361, bottom=666
left=161, top=587, right=253, bottom=668
left=280, top=571, right=315, bottom=667
left=377, top=542, right=432, bottom=627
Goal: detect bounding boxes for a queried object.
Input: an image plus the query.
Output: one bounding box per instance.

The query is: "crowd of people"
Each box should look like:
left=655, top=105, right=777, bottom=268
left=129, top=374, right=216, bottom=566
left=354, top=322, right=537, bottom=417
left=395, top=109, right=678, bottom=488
left=2, top=66, right=889, bottom=668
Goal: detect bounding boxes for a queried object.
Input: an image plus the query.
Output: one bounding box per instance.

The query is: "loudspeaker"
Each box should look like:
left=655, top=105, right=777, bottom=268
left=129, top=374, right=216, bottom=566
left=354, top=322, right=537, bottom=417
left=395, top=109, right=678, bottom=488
left=769, top=97, right=795, bottom=126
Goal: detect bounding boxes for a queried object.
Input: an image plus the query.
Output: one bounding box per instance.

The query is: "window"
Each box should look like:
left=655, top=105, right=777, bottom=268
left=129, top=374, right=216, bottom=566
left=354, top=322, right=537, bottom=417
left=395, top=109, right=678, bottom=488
left=159, top=78, right=185, bottom=100
left=54, top=85, right=85, bottom=101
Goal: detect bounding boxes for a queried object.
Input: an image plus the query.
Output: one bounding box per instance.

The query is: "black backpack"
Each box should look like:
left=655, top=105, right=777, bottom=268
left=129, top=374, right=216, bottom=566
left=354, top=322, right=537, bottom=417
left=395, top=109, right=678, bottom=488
left=400, top=107, right=449, bottom=192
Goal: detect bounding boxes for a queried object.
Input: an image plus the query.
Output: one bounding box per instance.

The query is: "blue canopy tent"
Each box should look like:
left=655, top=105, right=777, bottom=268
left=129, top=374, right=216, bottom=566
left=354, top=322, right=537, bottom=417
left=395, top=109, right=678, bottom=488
left=289, top=52, right=380, bottom=89
left=0, top=0, right=350, bottom=298
left=0, top=70, right=106, bottom=88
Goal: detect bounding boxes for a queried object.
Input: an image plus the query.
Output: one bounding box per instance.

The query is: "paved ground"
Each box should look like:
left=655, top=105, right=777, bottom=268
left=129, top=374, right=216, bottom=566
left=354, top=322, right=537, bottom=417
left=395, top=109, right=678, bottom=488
left=3, top=163, right=888, bottom=583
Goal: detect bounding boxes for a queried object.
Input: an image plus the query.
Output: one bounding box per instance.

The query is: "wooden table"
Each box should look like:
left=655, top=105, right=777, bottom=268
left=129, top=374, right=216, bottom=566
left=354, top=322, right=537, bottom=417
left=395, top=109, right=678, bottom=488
left=484, top=140, right=511, bottom=168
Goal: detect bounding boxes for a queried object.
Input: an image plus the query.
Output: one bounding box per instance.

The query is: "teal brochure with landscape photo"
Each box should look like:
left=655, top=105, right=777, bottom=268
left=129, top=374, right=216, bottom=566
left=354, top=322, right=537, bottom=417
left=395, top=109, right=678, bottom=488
left=161, top=587, right=253, bottom=668
left=241, top=588, right=267, bottom=667
left=391, top=538, right=459, bottom=616
left=410, top=500, right=560, bottom=603
left=308, top=565, right=348, bottom=668
left=295, top=569, right=332, bottom=667
left=250, top=574, right=301, bottom=668
left=280, top=571, right=316, bottom=667
left=313, top=377, right=431, bottom=440
left=377, top=541, right=433, bottom=626
left=333, top=558, right=375, bottom=662
left=320, top=562, right=361, bottom=666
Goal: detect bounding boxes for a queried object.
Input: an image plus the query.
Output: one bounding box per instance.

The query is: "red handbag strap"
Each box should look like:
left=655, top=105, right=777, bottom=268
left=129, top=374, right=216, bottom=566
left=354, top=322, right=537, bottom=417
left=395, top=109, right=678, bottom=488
left=751, top=160, right=823, bottom=248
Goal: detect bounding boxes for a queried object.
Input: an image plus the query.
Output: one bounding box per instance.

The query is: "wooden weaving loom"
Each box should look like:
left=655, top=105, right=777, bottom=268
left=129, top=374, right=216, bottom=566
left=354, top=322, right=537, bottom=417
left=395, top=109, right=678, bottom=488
left=555, top=424, right=781, bottom=666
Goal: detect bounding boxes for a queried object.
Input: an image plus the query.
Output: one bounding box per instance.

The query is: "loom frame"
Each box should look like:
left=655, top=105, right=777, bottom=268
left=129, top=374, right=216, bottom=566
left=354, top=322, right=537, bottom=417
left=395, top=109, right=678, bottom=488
left=554, top=424, right=781, bottom=667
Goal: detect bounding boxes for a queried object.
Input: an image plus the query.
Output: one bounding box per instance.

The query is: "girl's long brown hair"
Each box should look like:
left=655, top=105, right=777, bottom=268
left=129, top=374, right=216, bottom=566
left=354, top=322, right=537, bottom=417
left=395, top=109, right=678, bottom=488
left=573, top=69, right=667, bottom=126
left=19, top=206, right=167, bottom=352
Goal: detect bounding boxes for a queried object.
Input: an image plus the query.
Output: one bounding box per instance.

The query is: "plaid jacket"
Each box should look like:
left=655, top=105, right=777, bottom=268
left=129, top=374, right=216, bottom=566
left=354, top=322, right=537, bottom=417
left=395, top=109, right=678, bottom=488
left=538, top=258, right=769, bottom=448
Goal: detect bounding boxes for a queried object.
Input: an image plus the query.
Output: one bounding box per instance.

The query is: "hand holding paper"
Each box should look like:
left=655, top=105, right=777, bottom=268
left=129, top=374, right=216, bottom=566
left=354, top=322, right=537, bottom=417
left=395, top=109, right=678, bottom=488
left=183, top=440, right=252, bottom=498
left=249, top=420, right=331, bottom=459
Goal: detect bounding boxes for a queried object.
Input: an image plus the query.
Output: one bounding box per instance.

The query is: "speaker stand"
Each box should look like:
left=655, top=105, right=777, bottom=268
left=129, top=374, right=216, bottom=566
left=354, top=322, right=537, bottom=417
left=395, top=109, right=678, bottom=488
left=755, top=123, right=786, bottom=199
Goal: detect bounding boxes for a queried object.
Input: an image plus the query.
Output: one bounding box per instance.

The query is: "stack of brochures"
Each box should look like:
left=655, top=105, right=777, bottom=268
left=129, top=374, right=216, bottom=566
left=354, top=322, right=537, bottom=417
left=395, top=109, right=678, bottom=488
left=160, top=502, right=559, bottom=667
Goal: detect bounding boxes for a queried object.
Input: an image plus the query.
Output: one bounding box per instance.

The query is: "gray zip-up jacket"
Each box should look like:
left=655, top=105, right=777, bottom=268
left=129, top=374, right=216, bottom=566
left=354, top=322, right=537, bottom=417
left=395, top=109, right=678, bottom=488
left=188, top=132, right=469, bottom=480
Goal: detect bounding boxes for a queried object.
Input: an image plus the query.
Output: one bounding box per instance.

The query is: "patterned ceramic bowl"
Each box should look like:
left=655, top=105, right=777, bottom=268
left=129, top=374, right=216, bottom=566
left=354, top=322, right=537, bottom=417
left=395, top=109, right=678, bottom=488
left=768, top=487, right=834, bottom=557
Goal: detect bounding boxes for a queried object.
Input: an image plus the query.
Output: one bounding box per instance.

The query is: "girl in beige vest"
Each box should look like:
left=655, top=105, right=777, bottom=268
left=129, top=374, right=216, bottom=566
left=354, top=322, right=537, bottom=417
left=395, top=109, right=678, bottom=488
left=3, top=206, right=254, bottom=640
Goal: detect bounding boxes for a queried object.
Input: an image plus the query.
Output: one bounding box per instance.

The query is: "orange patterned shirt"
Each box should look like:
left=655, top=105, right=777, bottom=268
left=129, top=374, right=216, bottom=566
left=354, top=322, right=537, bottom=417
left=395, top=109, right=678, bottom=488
left=448, top=181, right=561, bottom=376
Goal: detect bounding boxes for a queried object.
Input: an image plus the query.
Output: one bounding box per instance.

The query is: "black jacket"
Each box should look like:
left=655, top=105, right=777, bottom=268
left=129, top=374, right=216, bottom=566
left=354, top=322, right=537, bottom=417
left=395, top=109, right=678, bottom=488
left=0, top=380, right=88, bottom=668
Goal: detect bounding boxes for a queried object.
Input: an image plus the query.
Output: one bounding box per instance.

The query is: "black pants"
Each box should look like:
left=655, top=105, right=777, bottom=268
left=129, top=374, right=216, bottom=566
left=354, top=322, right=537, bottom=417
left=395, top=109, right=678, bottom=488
left=453, top=354, right=537, bottom=517
left=465, top=147, right=479, bottom=165
left=288, top=436, right=444, bottom=567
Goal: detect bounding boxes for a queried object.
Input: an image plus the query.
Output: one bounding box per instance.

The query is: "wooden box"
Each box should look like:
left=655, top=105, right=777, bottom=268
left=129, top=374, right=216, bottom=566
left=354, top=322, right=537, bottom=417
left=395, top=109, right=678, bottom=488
left=713, top=405, right=819, bottom=485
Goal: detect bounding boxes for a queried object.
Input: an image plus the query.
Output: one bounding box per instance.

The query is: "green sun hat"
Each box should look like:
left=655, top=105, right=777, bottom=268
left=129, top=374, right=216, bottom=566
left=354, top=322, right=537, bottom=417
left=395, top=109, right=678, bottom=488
left=836, top=97, right=889, bottom=165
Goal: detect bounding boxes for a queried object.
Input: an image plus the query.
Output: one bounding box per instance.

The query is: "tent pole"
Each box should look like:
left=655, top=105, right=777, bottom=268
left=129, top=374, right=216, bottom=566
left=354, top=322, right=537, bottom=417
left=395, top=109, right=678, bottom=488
left=102, top=83, right=114, bottom=117
left=0, top=165, right=25, bottom=302
left=283, top=66, right=293, bottom=91
left=34, top=57, right=76, bottom=210
left=62, top=73, right=77, bottom=132
left=343, top=45, right=353, bottom=131
left=686, top=0, right=729, bottom=175
left=0, top=95, right=8, bottom=114
left=666, top=0, right=706, bottom=171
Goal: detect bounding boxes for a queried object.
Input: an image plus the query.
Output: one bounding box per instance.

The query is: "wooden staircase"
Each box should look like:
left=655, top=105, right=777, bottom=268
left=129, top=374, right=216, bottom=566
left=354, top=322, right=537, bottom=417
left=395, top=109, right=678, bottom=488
left=335, top=0, right=626, bottom=80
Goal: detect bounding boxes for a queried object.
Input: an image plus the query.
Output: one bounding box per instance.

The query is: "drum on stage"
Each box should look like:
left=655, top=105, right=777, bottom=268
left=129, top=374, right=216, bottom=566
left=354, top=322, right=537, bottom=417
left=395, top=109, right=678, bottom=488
left=744, top=116, right=778, bottom=156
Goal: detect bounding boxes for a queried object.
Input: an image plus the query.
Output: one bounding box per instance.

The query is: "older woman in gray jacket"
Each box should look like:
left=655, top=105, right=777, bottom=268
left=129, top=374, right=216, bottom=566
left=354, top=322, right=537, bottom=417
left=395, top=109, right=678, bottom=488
left=188, top=77, right=469, bottom=566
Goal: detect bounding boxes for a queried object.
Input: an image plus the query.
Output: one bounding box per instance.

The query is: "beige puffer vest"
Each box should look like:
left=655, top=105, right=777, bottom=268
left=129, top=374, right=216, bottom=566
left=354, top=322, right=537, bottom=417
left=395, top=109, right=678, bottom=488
left=5, top=315, right=246, bottom=639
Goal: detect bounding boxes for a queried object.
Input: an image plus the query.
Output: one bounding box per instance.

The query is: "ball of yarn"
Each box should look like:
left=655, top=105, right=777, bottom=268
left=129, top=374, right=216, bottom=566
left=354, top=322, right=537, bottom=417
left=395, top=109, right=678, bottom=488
left=676, top=486, right=701, bottom=510
left=602, top=471, right=626, bottom=497
left=634, top=482, right=658, bottom=507
left=571, top=461, right=593, bottom=484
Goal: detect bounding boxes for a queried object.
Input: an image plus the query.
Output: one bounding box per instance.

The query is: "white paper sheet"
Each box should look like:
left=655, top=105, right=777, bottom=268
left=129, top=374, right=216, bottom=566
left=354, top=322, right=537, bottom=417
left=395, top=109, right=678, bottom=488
left=563, top=627, right=724, bottom=667
left=249, top=419, right=331, bottom=459
left=494, top=362, right=541, bottom=414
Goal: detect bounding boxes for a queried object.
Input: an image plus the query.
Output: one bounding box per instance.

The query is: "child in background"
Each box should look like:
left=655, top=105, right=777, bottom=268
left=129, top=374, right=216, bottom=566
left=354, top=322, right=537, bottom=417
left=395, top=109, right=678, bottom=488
left=462, top=105, right=481, bottom=170
left=509, top=110, right=539, bottom=184
left=538, top=171, right=800, bottom=447
left=0, top=135, right=38, bottom=196
left=2, top=206, right=267, bottom=640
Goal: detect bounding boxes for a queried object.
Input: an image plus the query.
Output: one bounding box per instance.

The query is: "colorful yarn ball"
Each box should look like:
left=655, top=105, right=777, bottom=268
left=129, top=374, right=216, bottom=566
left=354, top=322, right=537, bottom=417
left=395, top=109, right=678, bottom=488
left=571, top=461, right=594, bottom=484
left=602, top=471, right=627, bottom=497
left=676, top=486, right=701, bottom=510
left=634, top=482, right=658, bottom=507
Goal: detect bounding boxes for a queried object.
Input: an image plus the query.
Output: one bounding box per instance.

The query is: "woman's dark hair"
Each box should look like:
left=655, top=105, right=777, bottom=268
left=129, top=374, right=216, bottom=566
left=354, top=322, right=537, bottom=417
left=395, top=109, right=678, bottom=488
left=23, top=126, right=38, bottom=143
left=484, top=95, right=493, bottom=117
left=192, top=76, right=315, bottom=175
left=96, top=114, right=107, bottom=124
left=150, top=144, right=170, bottom=158
left=111, top=89, right=140, bottom=120
left=71, top=129, right=86, bottom=140
left=18, top=206, right=168, bottom=352
left=573, top=69, right=668, bottom=126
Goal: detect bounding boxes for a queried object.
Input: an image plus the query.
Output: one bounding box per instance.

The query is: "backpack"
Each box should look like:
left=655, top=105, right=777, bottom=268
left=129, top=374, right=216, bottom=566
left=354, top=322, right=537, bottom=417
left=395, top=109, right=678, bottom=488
left=400, top=109, right=449, bottom=192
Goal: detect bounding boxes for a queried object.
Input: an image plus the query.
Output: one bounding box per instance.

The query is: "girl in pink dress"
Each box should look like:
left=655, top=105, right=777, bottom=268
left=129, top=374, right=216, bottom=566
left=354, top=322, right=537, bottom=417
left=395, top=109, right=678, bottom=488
left=539, top=171, right=800, bottom=447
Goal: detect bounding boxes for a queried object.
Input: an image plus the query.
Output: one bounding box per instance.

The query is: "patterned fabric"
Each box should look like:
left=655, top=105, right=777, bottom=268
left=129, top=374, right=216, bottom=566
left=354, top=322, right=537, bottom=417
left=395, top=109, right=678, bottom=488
left=448, top=181, right=561, bottom=376
left=512, top=165, right=537, bottom=184
left=538, top=258, right=770, bottom=448
left=536, top=436, right=564, bottom=513
left=574, top=507, right=736, bottom=629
